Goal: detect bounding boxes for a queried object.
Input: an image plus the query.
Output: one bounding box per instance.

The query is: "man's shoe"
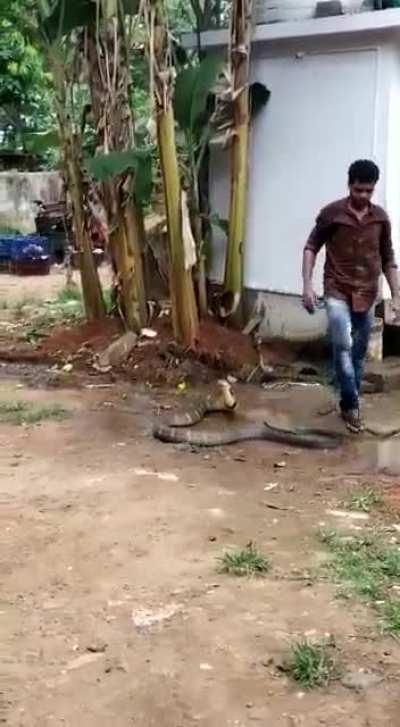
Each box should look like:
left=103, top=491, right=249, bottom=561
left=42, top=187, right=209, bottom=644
left=341, top=408, right=364, bottom=434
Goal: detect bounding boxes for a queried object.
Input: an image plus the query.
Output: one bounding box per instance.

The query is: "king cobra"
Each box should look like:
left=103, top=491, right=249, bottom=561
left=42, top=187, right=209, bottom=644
left=153, top=380, right=344, bottom=449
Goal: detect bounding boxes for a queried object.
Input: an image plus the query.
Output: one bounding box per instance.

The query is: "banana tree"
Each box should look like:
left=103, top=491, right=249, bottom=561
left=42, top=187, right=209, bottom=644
left=84, top=0, right=148, bottom=332
left=223, top=0, right=253, bottom=320
left=39, top=0, right=149, bottom=332
left=142, top=0, right=199, bottom=346
left=174, top=55, right=223, bottom=316
left=37, top=0, right=105, bottom=320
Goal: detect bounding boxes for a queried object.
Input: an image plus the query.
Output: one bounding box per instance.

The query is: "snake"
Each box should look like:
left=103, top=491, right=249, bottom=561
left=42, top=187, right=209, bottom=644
left=153, top=380, right=344, bottom=449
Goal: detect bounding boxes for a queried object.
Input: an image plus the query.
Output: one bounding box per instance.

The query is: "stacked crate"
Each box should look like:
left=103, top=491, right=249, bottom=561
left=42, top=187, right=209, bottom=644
left=9, top=235, right=50, bottom=276
left=0, top=236, right=13, bottom=272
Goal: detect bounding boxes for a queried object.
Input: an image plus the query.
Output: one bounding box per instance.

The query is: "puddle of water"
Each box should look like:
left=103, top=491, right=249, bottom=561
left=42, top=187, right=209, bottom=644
left=355, top=439, right=400, bottom=476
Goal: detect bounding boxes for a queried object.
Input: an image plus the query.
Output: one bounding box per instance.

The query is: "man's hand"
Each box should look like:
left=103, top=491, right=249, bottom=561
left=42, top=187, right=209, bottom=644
left=302, top=285, right=317, bottom=313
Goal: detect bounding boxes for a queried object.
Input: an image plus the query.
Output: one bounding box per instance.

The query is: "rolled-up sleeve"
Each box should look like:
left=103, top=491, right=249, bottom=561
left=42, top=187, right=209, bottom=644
left=380, top=217, right=397, bottom=272
left=304, top=210, right=333, bottom=255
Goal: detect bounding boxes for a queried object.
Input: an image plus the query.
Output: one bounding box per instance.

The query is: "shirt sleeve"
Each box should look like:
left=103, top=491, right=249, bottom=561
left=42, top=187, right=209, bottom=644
left=380, top=218, right=398, bottom=271
left=304, top=209, right=333, bottom=255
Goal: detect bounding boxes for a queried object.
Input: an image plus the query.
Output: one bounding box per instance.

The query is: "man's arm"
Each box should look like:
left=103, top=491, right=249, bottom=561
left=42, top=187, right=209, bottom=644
left=302, top=210, right=331, bottom=312
left=385, top=267, right=400, bottom=301
left=380, top=217, right=400, bottom=311
left=302, top=248, right=317, bottom=312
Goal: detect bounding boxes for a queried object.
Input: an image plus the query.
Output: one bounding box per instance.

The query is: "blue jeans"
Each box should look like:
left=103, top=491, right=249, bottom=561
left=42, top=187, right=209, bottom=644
left=326, top=297, right=372, bottom=412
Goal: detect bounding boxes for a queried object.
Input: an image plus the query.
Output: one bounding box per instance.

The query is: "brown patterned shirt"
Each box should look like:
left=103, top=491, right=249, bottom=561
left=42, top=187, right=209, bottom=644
left=305, top=197, right=397, bottom=312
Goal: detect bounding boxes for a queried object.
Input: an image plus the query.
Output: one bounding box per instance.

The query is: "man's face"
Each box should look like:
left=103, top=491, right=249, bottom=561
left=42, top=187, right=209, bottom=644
left=349, top=181, right=376, bottom=210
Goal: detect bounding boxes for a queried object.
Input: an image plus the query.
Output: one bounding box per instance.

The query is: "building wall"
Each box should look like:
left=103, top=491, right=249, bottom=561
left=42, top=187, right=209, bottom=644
left=0, top=172, right=62, bottom=234
left=383, top=43, right=400, bottom=297
left=209, top=35, right=397, bottom=300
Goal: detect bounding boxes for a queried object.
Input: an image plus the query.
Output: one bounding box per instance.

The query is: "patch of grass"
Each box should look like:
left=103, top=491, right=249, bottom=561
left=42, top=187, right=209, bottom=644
left=22, top=324, right=49, bottom=343
left=21, top=312, right=59, bottom=343
left=382, top=600, right=400, bottom=634
left=102, top=287, right=115, bottom=314
left=0, top=401, right=70, bottom=425
left=20, top=289, right=85, bottom=342
left=346, top=488, right=383, bottom=513
left=13, top=295, right=38, bottom=314
left=0, top=298, right=9, bottom=309
left=55, top=286, right=83, bottom=305
left=318, top=528, right=400, bottom=602
left=285, top=638, right=339, bottom=688
left=218, top=543, right=270, bottom=577
left=52, top=287, right=84, bottom=320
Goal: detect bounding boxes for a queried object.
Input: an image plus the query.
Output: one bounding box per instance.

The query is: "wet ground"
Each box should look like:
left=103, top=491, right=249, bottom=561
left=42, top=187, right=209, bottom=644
left=2, top=364, right=400, bottom=727
left=355, top=439, right=400, bottom=476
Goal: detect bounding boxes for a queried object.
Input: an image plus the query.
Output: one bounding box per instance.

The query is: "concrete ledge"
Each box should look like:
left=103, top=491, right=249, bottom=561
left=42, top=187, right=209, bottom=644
left=246, top=291, right=328, bottom=344
left=365, top=358, right=400, bottom=392
left=183, top=8, right=400, bottom=49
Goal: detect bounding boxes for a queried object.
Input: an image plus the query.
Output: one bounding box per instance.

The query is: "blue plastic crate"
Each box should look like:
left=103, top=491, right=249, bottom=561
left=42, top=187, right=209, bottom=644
left=0, top=235, right=14, bottom=258
left=10, top=235, right=50, bottom=262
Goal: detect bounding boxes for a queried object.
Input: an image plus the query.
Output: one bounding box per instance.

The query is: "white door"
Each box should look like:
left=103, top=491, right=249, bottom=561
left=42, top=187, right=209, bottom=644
left=245, top=48, right=378, bottom=294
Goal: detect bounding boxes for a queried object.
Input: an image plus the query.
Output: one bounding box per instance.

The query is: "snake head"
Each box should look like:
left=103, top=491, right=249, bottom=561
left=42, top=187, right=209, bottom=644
left=217, top=379, right=237, bottom=411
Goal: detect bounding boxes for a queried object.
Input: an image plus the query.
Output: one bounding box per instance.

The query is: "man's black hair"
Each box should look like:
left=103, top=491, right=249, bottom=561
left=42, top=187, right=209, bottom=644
left=348, top=159, right=380, bottom=185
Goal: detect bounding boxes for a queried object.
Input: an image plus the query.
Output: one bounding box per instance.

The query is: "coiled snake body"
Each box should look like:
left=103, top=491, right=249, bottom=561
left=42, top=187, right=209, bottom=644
left=153, top=381, right=344, bottom=449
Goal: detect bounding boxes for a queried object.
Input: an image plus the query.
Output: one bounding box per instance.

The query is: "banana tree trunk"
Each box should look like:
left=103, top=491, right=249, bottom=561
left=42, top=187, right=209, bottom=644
left=191, top=177, right=208, bottom=318
left=157, top=106, right=199, bottom=345
left=53, top=64, right=105, bottom=320
left=85, top=17, right=147, bottom=332
left=146, top=0, right=199, bottom=346
left=223, top=0, right=254, bottom=320
left=62, top=132, right=105, bottom=320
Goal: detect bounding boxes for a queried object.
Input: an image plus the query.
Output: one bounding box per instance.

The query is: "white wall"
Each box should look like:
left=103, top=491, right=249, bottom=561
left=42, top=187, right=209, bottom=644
left=383, top=43, right=400, bottom=297
left=209, top=36, right=397, bottom=295
left=209, top=149, right=230, bottom=283
left=246, top=46, right=378, bottom=294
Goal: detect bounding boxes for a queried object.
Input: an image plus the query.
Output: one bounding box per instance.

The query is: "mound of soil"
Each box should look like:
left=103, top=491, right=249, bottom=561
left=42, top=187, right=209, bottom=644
left=0, top=311, right=305, bottom=387
left=39, top=318, right=122, bottom=357
left=196, top=320, right=258, bottom=371
left=32, top=316, right=259, bottom=386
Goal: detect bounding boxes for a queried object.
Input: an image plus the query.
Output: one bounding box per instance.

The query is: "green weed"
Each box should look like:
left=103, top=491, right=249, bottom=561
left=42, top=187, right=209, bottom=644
left=0, top=401, right=70, bottom=425
left=382, top=600, right=400, bottom=634
left=55, top=286, right=83, bottom=305
left=13, top=295, right=38, bottom=314
left=318, top=528, right=400, bottom=601
left=102, top=287, right=115, bottom=314
left=346, top=488, right=383, bottom=513
left=285, top=638, right=339, bottom=688
left=218, top=543, right=270, bottom=577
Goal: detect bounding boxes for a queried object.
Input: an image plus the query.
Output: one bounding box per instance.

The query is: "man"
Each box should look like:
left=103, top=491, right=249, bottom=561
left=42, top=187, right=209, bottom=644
left=302, top=159, right=400, bottom=433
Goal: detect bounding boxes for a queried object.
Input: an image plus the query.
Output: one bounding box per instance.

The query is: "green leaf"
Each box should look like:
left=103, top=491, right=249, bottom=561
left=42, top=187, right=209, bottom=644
left=121, top=0, right=140, bottom=14
left=174, top=55, right=223, bottom=134
left=42, top=0, right=96, bottom=41
left=24, top=129, right=59, bottom=153
left=41, top=0, right=139, bottom=39
left=174, top=66, right=198, bottom=131
left=86, top=150, right=139, bottom=181
left=133, top=153, right=152, bottom=206
left=103, top=0, right=139, bottom=17
left=87, top=149, right=153, bottom=205
left=86, top=147, right=153, bottom=204
left=190, top=55, right=223, bottom=132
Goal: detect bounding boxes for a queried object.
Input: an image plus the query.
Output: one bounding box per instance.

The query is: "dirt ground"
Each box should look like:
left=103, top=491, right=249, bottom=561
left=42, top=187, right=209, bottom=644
left=0, top=267, right=112, bottom=304
left=2, top=358, right=400, bottom=726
